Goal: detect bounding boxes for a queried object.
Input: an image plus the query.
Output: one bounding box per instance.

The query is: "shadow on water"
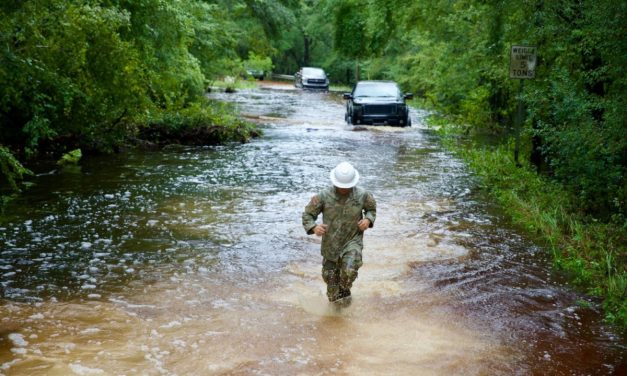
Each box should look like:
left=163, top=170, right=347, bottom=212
left=0, top=85, right=624, bottom=375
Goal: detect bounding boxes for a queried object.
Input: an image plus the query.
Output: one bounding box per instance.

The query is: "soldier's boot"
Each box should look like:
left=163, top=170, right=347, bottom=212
left=322, top=268, right=341, bottom=302
left=338, top=268, right=358, bottom=307
left=339, top=287, right=351, bottom=299
left=335, top=288, right=351, bottom=308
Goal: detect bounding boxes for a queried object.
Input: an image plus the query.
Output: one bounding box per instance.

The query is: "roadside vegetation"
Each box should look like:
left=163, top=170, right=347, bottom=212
left=0, top=0, right=294, bottom=195
left=434, top=121, right=626, bottom=327
left=1, top=0, right=624, bottom=326
left=337, top=0, right=624, bottom=326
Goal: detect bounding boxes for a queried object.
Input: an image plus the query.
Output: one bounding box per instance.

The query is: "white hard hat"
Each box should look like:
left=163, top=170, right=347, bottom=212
left=330, top=162, right=360, bottom=188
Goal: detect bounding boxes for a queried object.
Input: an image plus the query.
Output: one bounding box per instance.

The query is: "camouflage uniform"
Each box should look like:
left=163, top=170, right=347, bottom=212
left=302, top=186, right=377, bottom=302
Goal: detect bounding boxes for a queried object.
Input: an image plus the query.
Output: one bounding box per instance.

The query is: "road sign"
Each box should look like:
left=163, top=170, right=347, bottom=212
left=510, top=45, right=537, bottom=79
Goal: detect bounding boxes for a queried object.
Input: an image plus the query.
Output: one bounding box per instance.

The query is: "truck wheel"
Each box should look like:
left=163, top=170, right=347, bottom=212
left=347, top=112, right=358, bottom=125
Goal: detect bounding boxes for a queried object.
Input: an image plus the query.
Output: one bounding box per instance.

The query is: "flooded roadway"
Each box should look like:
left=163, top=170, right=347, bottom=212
left=0, top=83, right=625, bottom=375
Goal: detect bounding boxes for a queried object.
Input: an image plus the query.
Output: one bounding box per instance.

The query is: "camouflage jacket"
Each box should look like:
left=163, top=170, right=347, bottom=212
left=302, top=186, right=377, bottom=261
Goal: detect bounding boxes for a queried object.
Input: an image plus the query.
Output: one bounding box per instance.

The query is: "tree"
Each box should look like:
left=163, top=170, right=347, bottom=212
left=330, top=0, right=370, bottom=81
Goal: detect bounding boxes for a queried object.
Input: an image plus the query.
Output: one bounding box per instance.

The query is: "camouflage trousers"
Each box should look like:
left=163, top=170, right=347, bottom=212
left=321, top=245, right=363, bottom=302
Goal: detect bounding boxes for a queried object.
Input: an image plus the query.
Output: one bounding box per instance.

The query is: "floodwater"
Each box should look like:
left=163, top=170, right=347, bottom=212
left=0, top=82, right=624, bottom=375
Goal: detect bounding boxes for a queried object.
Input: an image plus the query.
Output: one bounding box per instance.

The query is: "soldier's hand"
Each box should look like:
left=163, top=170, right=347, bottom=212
left=358, top=219, right=371, bottom=231
left=313, top=224, right=328, bottom=236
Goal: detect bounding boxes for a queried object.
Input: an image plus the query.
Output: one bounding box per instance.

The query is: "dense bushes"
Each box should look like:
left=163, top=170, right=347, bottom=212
left=136, top=101, right=259, bottom=147
left=0, top=0, right=284, bottom=193
left=367, top=0, right=626, bottom=218
left=0, top=2, right=144, bottom=155
left=321, top=0, right=626, bottom=224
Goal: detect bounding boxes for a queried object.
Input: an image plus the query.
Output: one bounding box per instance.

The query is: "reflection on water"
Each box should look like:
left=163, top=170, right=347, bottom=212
left=0, top=85, right=624, bottom=375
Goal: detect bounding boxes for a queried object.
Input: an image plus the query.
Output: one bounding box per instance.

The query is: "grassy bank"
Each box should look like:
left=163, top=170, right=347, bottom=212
left=135, top=99, right=260, bottom=148
left=430, top=118, right=626, bottom=329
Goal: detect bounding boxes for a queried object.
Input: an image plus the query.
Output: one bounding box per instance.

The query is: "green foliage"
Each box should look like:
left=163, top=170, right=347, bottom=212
left=244, top=52, right=274, bottom=73
left=331, top=0, right=369, bottom=59
left=137, top=99, right=259, bottom=146
left=113, top=0, right=207, bottom=107
left=185, top=1, right=240, bottom=81
left=0, top=0, right=146, bottom=154
left=1, top=0, right=273, bottom=170
left=320, top=0, right=626, bottom=223
left=520, top=0, right=627, bottom=222
left=381, top=1, right=626, bottom=327
left=0, top=146, right=33, bottom=191
left=57, top=149, right=82, bottom=166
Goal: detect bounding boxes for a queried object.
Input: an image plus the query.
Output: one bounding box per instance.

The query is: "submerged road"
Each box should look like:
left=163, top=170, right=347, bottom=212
left=0, top=82, right=624, bottom=375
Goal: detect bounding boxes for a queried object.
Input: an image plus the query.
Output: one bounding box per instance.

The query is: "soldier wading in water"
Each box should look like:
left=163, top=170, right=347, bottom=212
left=302, top=162, right=377, bottom=306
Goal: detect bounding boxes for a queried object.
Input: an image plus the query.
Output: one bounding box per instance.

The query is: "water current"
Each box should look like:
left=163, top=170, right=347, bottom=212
left=0, top=82, right=625, bottom=375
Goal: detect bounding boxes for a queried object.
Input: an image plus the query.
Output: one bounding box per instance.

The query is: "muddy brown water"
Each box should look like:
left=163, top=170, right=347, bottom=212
left=0, top=83, right=625, bottom=375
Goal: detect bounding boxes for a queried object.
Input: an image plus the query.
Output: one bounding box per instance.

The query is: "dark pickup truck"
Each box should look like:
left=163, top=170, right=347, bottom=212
left=343, top=81, right=413, bottom=127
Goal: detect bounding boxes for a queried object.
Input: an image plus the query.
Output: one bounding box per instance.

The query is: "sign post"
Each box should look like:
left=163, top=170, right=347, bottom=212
left=509, top=45, right=537, bottom=166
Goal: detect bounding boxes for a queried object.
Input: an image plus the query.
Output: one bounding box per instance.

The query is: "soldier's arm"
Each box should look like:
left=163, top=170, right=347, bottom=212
left=363, top=192, right=376, bottom=228
left=302, top=194, right=323, bottom=234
